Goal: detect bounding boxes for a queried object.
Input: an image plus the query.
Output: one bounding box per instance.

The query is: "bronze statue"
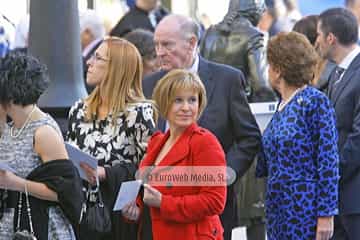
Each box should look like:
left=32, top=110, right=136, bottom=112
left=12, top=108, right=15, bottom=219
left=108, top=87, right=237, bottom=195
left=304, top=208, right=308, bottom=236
left=200, top=1, right=270, bottom=240
left=200, top=0, right=275, bottom=102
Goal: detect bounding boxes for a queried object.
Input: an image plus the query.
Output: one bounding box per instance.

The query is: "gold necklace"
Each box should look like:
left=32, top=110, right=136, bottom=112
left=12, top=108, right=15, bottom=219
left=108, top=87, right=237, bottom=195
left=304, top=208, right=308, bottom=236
left=10, top=105, right=37, bottom=138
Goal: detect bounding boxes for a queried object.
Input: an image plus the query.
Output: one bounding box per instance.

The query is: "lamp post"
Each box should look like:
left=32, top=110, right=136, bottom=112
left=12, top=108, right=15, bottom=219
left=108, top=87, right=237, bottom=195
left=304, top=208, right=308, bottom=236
left=28, top=0, right=87, bottom=135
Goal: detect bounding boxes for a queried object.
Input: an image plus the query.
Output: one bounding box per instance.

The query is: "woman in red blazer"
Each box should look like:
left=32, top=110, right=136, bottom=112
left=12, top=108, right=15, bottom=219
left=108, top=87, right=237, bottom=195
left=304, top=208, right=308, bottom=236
left=122, top=69, right=227, bottom=240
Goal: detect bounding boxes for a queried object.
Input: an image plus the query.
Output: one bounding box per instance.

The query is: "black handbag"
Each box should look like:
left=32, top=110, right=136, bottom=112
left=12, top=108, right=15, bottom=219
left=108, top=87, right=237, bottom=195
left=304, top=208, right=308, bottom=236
left=79, top=180, right=112, bottom=235
left=13, top=184, right=37, bottom=240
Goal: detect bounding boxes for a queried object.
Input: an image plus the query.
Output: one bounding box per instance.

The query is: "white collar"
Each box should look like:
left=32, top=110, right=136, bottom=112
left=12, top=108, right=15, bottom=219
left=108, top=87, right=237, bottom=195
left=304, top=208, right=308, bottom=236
left=82, top=38, right=102, bottom=58
left=187, top=54, right=199, bottom=73
left=148, top=10, right=157, bottom=27
left=339, top=45, right=360, bottom=70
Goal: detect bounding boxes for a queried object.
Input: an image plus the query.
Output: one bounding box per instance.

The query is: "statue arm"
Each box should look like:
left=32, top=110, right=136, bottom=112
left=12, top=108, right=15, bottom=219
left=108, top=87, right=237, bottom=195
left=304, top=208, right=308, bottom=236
left=247, top=33, right=276, bottom=102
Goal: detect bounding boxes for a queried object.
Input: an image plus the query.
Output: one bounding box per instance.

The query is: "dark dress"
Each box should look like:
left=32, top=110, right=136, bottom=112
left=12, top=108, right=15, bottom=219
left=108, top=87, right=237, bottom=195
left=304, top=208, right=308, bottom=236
left=256, top=86, right=339, bottom=239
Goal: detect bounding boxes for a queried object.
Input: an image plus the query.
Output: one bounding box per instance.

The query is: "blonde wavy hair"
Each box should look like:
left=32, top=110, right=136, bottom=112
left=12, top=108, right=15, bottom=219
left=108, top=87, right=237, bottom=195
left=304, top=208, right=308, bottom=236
left=85, top=37, right=156, bottom=123
left=152, top=69, right=207, bottom=120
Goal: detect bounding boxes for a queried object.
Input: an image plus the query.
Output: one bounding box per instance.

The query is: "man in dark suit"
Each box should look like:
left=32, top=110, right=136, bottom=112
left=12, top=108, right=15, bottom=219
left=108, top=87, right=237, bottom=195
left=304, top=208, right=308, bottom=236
left=143, top=14, right=261, bottom=240
left=316, top=8, right=360, bottom=239
left=79, top=10, right=105, bottom=94
left=110, top=0, right=168, bottom=37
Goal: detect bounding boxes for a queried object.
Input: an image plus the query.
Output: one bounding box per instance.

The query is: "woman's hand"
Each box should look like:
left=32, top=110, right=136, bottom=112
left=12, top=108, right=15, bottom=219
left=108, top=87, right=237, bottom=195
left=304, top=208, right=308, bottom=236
left=143, top=184, right=162, bottom=208
left=0, top=170, right=25, bottom=192
left=121, top=201, right=140, bottom=221
left=80, top=163, right=106, bottom=185
left=97, top=166, right=106, bottom=181
left=316, top=216, right=334, bottom=240
left=80, top=163, right=96, bottom=185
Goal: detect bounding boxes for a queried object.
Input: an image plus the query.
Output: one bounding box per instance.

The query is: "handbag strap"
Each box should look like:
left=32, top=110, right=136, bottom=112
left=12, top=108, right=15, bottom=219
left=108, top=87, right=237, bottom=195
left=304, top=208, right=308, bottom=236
left=95, top=177, right=105, bottom=207
left=16, top=183, right=35, bottom=235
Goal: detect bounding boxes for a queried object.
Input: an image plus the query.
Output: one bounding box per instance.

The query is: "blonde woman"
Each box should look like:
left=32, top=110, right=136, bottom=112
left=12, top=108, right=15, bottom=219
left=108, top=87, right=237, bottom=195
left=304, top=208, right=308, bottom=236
left=66, top=37, right=156, bottom=240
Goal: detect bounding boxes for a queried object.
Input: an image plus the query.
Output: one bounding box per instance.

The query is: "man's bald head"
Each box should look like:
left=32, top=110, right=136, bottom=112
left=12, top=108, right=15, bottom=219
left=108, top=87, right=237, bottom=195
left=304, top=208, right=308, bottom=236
left=156, top=14, right=200, bottom=42
left=154, top=15, right=200, bottom=71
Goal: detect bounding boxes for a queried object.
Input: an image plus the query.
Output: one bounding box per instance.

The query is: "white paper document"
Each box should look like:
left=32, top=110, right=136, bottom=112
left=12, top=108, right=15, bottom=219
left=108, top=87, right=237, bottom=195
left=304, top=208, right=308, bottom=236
left=0, top=162, right=15, bottom=172
left=113, top=180, right=143, bottom=211
left=65, top=143, right=98, bottom=181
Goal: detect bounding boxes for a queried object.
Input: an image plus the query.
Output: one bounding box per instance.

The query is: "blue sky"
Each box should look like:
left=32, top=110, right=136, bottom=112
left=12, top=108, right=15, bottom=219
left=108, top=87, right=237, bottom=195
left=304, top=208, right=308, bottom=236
left=298, top=0, right=344, bottom=15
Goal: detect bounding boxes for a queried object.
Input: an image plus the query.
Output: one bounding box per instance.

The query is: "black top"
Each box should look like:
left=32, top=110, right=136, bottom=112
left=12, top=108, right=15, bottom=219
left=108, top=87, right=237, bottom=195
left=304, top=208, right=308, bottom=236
left=110, top=6, right=154, bottom=37
left=110, top=6, right=168, bottom=37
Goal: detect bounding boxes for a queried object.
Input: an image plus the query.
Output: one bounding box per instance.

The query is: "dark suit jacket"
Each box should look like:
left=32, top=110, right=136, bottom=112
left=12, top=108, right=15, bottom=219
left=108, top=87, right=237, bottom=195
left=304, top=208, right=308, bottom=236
left=143, top=57, right=261, bottom=178
left=110, top=6, right=167, bottom=37
left=110, top=6, right=154, bottom=37
left=328, top=52, right=360, bottom=214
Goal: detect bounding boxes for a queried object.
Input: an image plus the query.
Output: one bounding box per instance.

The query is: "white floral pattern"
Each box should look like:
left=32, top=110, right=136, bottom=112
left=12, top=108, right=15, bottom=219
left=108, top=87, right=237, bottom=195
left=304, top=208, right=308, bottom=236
left=66, top=100, right=155, bottom=167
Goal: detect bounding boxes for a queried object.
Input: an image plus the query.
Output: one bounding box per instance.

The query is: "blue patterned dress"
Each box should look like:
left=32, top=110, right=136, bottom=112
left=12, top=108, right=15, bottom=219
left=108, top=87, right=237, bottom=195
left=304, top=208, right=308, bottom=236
left=256, top=86, right=339, bottom=239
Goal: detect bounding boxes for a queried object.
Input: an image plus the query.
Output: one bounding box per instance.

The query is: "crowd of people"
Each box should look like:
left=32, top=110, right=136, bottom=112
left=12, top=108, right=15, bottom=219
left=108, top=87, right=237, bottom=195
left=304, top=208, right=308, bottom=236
left=1, top=0, right=360, bottom=240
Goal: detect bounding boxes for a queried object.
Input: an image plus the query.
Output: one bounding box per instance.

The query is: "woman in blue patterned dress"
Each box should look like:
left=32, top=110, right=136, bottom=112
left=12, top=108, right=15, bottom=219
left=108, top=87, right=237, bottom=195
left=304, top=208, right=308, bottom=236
left=256, top=32, right=339, bottom=240
left=66, top=37, right=156, bottom=240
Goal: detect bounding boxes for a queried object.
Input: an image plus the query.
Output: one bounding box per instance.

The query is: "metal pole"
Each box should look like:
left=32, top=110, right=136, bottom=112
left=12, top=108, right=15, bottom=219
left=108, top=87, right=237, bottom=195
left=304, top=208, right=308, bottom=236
left=29, top=0, right=87, bottom=134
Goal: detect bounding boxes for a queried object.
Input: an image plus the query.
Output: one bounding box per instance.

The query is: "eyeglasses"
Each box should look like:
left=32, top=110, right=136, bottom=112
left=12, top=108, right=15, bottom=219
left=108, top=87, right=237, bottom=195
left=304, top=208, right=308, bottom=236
left=90, top=52, right=109, bottom=62
left=89, top=36, right=126, bottom=63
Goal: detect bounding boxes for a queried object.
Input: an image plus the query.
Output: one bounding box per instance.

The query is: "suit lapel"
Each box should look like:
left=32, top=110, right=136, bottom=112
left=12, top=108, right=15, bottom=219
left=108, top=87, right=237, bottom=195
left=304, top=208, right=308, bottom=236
left=331, top=71, right=354, bottom=105
left=332, top=53, right=360, bottom=106
left=198, top=57, right=215, bottom=125
left=198, top=57, right=216, bottom=103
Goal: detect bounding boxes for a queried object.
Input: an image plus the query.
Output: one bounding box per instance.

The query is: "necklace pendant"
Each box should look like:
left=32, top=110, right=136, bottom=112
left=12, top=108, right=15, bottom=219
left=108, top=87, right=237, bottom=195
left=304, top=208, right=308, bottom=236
left=10, top=105, right=37, bottom=138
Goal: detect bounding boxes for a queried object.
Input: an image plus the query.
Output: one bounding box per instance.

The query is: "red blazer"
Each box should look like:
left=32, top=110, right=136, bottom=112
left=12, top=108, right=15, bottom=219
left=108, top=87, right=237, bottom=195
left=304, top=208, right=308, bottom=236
left=139, top=123, right=227, bottom=240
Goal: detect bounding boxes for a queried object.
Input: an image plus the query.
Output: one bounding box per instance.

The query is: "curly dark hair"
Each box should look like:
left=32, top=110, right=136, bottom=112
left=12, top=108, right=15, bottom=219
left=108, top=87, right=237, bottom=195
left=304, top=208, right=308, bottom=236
left=267, top=32, right=318, bottom=87
left=0, top=51, right=49, bottom=106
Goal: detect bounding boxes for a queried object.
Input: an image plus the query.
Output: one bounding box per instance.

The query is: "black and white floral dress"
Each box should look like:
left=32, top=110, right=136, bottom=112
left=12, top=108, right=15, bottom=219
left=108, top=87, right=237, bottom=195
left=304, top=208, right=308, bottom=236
left=66, top=100, right=156, bottom=240
left=66, top=100, right=155, bottom=167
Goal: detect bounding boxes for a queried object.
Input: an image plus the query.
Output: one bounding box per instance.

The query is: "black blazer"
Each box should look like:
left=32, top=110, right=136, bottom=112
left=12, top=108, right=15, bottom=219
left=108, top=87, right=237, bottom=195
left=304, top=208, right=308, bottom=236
left=143, top=57, right=261, bottom=177
left=328, top=52, right=360, bottom=214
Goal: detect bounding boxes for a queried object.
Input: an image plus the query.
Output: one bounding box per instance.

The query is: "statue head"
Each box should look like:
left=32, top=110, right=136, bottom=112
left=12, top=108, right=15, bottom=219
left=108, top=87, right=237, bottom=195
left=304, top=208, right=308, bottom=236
left=226, top=0, right=266, bottom=26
